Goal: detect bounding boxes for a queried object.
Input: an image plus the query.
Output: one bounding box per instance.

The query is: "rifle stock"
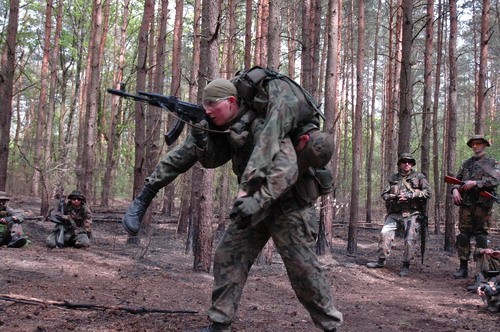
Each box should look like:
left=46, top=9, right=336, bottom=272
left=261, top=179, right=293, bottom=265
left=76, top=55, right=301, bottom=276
left=107, top=88, right=207, bottom=145
left=444, top=175, right=499, bottom=203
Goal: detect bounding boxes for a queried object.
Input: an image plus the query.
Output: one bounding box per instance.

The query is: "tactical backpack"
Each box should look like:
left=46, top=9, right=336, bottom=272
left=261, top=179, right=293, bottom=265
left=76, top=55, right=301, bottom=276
left=231, top=66, right=324, bottom=130
left=232, top=66, right=333, bottom=202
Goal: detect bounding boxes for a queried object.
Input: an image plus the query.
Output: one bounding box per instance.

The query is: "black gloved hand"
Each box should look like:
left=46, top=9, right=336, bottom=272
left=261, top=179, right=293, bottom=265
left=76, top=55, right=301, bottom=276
left=191, top=120, right=208, bottom=149
left=229, top=197, right=260, bottom=230
left=232, top=197, right=260, bottom=218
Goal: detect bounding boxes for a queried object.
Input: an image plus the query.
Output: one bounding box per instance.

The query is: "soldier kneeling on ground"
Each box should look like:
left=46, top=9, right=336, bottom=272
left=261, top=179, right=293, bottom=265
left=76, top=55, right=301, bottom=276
left=46, top=190, right=92, bottom=248
left=0, top=191, right=27, bottom=248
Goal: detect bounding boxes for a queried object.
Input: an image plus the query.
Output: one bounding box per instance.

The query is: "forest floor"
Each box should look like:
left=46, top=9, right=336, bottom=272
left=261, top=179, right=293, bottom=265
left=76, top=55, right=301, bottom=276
left=0, top=196, right=499, bottom=332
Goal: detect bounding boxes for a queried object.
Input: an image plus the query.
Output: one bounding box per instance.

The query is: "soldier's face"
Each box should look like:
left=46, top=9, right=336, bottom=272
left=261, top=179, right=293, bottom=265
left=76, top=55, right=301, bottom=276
left=203, top=96, right=238, bottom=126
left=70, top=197, right=82, bottom=208
left=469, top=141, right=486, bottom=155
left=398, top=160, right=414, bottom=173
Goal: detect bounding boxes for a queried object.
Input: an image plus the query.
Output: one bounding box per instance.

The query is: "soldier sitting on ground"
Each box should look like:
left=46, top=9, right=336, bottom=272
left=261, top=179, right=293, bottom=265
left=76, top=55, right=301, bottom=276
left=46, top=190, right=92, bottom=248
left=0, top=191, right=27, bottom=248
left=475, top=249, right=500, bottom=312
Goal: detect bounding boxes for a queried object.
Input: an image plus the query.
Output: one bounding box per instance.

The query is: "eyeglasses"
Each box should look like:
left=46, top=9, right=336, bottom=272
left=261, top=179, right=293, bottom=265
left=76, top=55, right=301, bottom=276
left=400, top=160, right=413, bottom=165
left=70, top=198, right=81, bottom=201
left=203, top=97, right=230, bottom=108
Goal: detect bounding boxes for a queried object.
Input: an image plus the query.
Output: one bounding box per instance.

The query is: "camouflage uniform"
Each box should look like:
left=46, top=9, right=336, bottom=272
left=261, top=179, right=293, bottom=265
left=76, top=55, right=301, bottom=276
left=0, top=191, right=27, bottom=248
left=46, top=191, right=92, bottom=248
left=141, top=78, right=341, bottom=331
left=453, top=154, right=499, bottom=262
left=379, top=170, right=430, bottom=261
left=367, top=154, right=431, bottom=276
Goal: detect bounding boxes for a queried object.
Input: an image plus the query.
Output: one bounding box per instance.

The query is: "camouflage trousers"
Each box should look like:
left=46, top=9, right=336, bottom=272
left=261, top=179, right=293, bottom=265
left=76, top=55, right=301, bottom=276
left=0, top=222, right=24, bottom=246
left=376, top=212, right=420, bottom=263
left=46, top=227, right=91, bottom=248
left=456, top=205, right=492, bottom=261
left=208, top=204, right=343, bottom=330
left=474, top=251, right=500, bottom=276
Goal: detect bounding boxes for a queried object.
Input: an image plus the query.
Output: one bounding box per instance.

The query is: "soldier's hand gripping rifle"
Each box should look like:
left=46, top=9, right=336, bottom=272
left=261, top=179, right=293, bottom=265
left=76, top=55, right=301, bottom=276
left=107, top=88, right=225, bottom=145
left=444, top=175, right=499, bottom=203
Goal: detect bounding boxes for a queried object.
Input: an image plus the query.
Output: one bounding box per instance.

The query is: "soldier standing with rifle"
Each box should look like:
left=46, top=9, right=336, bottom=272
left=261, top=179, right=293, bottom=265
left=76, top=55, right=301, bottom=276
left=451, top=135, right=499, bottom=282
left=367, top=153, right=431, bottom=277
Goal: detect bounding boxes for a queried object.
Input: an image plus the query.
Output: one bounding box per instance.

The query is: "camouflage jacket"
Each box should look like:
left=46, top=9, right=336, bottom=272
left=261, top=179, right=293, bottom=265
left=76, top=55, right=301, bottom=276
left=0, top=206, right=25, bottom=223
left=63, top=203, right=92, bottom=235
left=381, top=169, right=431, bottom=214
left=453, top=154, right=499, bottom=207
left=146, top=77, right=322, bottom=213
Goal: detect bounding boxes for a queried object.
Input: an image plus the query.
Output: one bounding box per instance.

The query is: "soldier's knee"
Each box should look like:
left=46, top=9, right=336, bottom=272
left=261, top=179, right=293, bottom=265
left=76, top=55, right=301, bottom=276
left=476, top=234, right=488, bottom=248
left=456, top=233, right=470, bottom=247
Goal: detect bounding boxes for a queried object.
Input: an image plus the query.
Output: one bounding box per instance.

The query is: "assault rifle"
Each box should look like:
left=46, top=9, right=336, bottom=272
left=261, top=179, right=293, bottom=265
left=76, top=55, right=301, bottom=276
left=49, top=197, right=67, bottom=248
left=107, top=88, right=207, bottom=145
left=417, top=214, right=428, bottom=264
left=444, top=175, right=499, bottom=203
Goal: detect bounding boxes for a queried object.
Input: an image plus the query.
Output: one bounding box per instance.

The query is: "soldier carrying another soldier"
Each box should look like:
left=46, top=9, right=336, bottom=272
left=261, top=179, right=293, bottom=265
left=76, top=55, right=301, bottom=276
left=121, top=67, right=342, bottom=332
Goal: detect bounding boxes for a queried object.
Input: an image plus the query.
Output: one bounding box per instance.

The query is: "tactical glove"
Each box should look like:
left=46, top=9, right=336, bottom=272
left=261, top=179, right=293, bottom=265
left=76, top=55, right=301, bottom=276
left=232, top=197, right=260, bottom=218
left=230, top=197, right=261, bottom=230
left=191, top=120, right=208, bottom=149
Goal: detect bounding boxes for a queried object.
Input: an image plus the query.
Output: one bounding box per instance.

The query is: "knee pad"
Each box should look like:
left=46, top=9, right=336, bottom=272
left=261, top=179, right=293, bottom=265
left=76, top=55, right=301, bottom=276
left=475, top=234, right=488, bottom=248
left=456, top=233, right=470, bottom=247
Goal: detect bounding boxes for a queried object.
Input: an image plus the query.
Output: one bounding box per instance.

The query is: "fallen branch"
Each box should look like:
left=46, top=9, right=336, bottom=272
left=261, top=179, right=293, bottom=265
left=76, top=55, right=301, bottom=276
left=0, top=293, right=197, bottom=314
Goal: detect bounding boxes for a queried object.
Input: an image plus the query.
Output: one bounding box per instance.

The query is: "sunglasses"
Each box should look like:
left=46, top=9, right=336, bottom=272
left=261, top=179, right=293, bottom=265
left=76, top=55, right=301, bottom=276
left=70, top=198, right=81, bottom=201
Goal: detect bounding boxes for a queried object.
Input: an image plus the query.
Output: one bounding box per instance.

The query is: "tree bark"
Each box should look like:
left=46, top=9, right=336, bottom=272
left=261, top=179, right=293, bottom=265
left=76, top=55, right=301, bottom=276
left=397, top=0, right=414, bottom=155
left=475, top=0, right=489, bottom=135
left=444, top=0, right=458, bottom=253
left=0, top=0, right=19, bottom=191
left=347, top=0, right=365, bottom=255
left=192, top=0, right=220, bottom=272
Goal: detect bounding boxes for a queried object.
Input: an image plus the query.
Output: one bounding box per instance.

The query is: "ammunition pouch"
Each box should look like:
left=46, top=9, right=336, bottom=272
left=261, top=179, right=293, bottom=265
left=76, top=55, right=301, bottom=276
left=293, top=167, right=333, bottom=206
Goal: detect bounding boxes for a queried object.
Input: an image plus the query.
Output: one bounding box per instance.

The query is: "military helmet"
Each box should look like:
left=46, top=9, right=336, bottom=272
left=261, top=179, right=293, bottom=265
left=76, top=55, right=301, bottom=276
left=0, top=191, right=10, bottom=201
left=67, top=190, right=86, bottom=203
left=301, top=130, right=334, bottom=168
left=466, top=134, right=490, bottom=147
left=398, top=153, right=416, bottom=166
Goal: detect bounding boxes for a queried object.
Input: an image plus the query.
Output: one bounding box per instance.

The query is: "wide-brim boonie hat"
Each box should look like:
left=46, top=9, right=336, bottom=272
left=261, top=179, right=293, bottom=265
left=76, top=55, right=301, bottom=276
left=466, top=135, right=490, bottom=147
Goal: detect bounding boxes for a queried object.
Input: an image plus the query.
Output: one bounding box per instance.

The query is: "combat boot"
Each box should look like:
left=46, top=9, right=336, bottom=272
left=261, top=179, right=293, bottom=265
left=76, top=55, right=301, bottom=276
left=366, top=257, right=386, bottom=268
left=399, top=262, right=410, bottom=277
left=122, top=186, right=157, bottom=236
left=7, top=234, right=27, bottom=248
left=198, top=322, right=231, bottom=332
left=453, top=260, right=468, bottom=279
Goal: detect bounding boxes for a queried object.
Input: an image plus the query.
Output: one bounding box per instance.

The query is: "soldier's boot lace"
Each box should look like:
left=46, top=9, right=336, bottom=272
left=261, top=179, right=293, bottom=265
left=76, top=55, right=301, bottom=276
left=366, top=257, right=386, bottom=268
left=399, top=262, right=410, bottom=277
left=453, top=260, right=468, bottom=279
left=122, top=186, right=157, bottom=236
left=466, top=273, right=485, bottom=293
left=7, top=233, right=27, bottom=248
